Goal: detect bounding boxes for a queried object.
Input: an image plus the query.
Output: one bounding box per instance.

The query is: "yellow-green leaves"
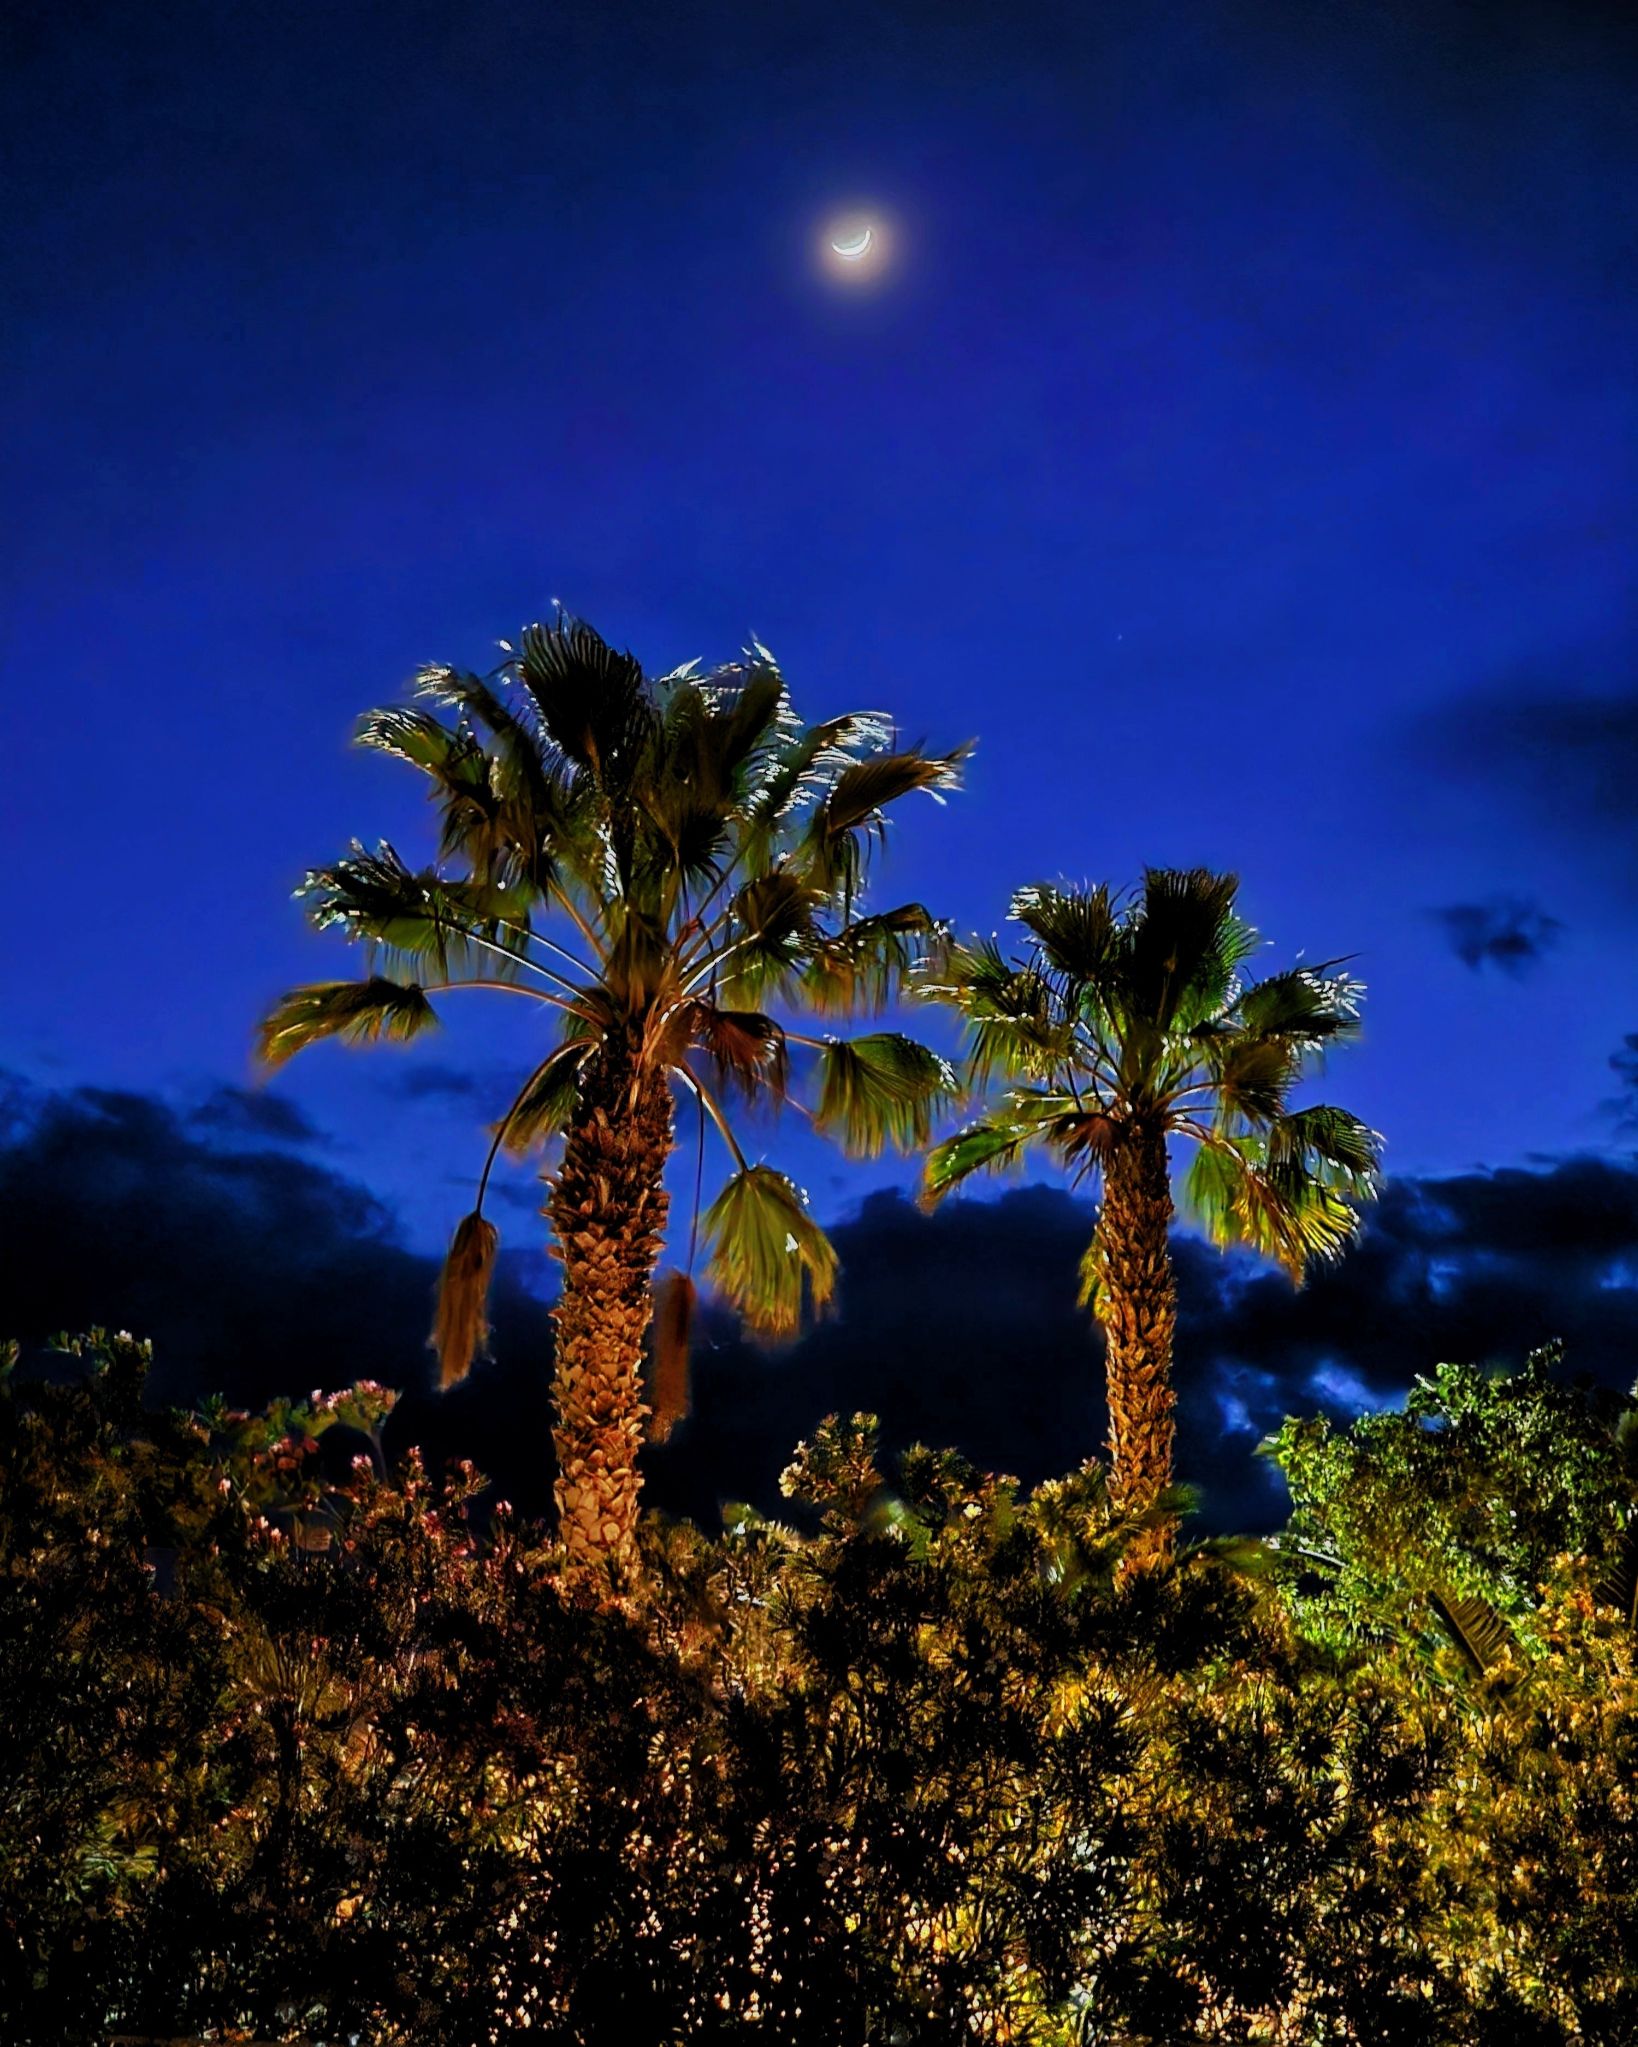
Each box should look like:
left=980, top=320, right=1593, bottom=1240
left=300, top=842, right=531, bottom=976
left=813, top=1033, right=957, bottom=1158
left=497, top=1040, right=593, bottom=1155
left=702, top=1166, right=838, bottom=1342
left=922, top=1119, right=1030, bottom=1206
left=256, top=977, right=438, bottom=1069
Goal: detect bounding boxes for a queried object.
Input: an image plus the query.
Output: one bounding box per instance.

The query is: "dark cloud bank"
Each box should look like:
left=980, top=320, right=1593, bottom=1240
left=4, top=1075, right=1637, bottom=1533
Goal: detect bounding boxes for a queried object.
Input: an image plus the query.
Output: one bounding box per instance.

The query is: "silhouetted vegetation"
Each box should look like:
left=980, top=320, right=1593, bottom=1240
left=5, top=1331, right=1636, bottom=2043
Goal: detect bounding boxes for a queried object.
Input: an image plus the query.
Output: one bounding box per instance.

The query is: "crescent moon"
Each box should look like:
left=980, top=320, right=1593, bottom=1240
left=830, top=225, right=874, bottom=261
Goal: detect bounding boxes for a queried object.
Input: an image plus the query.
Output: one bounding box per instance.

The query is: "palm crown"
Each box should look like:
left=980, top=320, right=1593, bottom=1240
left=920, top=870, right=1381, bottom=1282
left=260, top=615, right=967, bottom=1346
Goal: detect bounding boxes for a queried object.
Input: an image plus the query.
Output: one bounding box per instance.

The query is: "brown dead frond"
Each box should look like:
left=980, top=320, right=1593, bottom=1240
left=432, top=1211, right=499, bottom=1387
left=648, top=1269, right=696, bottom=1442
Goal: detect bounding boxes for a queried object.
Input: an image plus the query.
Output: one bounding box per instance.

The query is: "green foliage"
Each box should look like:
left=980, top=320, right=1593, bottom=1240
left=6, top=1333, right=1638, bottom=2042
left=256, top=975, right=440, bottom=1067
left=811, top=1031, right=957, bottom=1157
left=1269, top=1343, right=1637, bottom=1672
left=701, top=1165, right=840, bottom=1341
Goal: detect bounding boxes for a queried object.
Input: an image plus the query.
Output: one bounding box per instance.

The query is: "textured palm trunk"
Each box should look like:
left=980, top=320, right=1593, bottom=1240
left=548, top=1034, right=672, bottom=1593
left=1094, top=1125, right=1178, bottom=1555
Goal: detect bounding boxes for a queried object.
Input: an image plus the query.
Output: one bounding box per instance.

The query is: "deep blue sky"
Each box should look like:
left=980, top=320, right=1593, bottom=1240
left=5, top=0, right=1636, bottom=1258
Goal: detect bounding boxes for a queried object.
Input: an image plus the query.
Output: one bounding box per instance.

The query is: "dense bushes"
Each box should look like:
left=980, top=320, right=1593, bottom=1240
left=2, top=1334, right=1636, bottom=2043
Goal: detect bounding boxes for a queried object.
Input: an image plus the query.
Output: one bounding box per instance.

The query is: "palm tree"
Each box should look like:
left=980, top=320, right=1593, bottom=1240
left=917, top=870, right=1380, bottom=1542
left=260, top=614, right=966, bottom=1589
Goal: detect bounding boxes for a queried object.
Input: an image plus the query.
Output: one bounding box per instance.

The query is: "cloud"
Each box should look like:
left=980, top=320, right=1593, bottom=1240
left=1430, top=895, right=1563, bottom=975
left=1603, top=1033, right=1638, bottom=1135
left=1415, top=673, right=1638, bottom=865
left=0, top=1073, right=556, bottom=1512
left=656, top=1163, right=1638, bottom=1534
left=5, top=1074, right=1637, bottom=1537
left=379, top=1062, right=493, bottom=1103
left=187, top=1082, right=326, bottom=1145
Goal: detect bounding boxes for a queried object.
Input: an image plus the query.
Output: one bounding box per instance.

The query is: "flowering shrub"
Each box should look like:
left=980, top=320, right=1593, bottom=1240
left=2, top=1333, right=1635, bottom=2042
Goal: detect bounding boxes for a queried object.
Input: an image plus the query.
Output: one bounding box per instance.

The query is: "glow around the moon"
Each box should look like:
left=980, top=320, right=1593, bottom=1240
left=820, top=210, right=891, bottom=282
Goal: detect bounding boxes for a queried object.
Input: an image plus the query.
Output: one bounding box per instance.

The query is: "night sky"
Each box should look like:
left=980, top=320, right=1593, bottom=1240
left=5, top=1, right=1636, bottom=1522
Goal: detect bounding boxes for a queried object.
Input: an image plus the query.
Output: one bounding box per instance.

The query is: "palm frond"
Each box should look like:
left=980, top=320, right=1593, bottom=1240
left=703, top=1166, right=839, bottom=1341
left=406, top=666, right=580, bottom=890
left=922, top=1119, right=1030, bottom=1205
left=1180, top=1138, right=1247, bottom=1246
left=687, top=1005, right=789, bottom=1103
left=811, top=1032, right=958, bottom=1157
left=1228, top=1161, right=1363, bottom=1277
left=514, top=614, right=653, bottom=788
left=1009, top=882, right=1119, bottom=981
left=802, top=743, right=971, bottom=904
left=818, top=745, right=970, bottom=837
left=257, top=977, right=438, bottom=1069
left=1121, top=868, right=1247, bottom=1029
left=709, top=664, right=789, bottom=785
left=1048, top=1107, right=1123, bottom=1179
left=1429, top=1588, right=1515, bottom=1679
left=431, top=1211, right=499, bottom=1388
left=1265, top=1105, right=1382, bottom=1189
left=738, top=708, right=894, bottom=852
left=299, top=841, right=531, bottom=976
left=640, top=673, right=784, bottom=893
left=498, top=1038, right=594, bottom=1155
left=714, top=871, right=822, bottom=1004
left=1076, top=1234, right=1103, bottom=1313
left=356, top=704, right=488, bottom=782
left=1233, top=964, right=1365, bottom=1047
left=1203, top=1034, right=1301, bottom=1128
left=918, top=938, right=1071, bottom=1088
left=799, top=902, right=940, bottom=1015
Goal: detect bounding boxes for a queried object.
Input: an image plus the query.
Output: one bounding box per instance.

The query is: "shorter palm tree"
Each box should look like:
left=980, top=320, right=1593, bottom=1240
left=260, top=614, right=966, bottom=1589
left=918, top=870, right=1380, bottom=1539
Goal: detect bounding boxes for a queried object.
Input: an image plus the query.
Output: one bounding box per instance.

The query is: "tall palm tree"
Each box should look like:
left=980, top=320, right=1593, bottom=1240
left=917, top=870, right=1380, bottom=1538
left=260, top=614, right=966, bottom=1588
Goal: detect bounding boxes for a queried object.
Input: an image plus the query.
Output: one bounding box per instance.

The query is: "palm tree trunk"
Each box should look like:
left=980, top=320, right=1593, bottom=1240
left=1094, top=1125, right=1178, bottom=1543
left=548, top=1035, right=672, bottom=1593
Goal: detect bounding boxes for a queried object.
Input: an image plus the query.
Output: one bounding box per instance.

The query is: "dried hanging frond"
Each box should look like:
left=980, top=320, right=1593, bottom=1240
left=648, top=1270, right=696, bottom=1442
left=432, top=1211, right=499, bottom=1387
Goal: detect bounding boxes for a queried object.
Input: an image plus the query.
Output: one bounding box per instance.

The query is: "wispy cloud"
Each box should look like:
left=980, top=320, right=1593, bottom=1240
left=188, top=1083, right=327, bottom=1145
left=1430, top=895, right=1563, bottom=976
left=1603, top=1033, right=1638, bottom=1136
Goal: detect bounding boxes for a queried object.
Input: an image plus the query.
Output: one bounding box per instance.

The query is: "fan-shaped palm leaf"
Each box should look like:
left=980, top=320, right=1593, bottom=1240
left=257, top=977, right=438, bottom=1068
left=812, top=1033, right=957, bottom=1157
left=300, top=842, right=532, bottom=976
left=515, top=615, right=652, bottom=786
left=497, top=1038, right=594, bottom=1155
left=702, top=1166, right=839, bottom=1340
left=689, top=1006, right=789, bottom=1103
left=798, top=902, right=941, bottom=1015
left=922, top=1118, right=1032, bottom=1204
left=1009, top=881, right=1120, bottom=981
